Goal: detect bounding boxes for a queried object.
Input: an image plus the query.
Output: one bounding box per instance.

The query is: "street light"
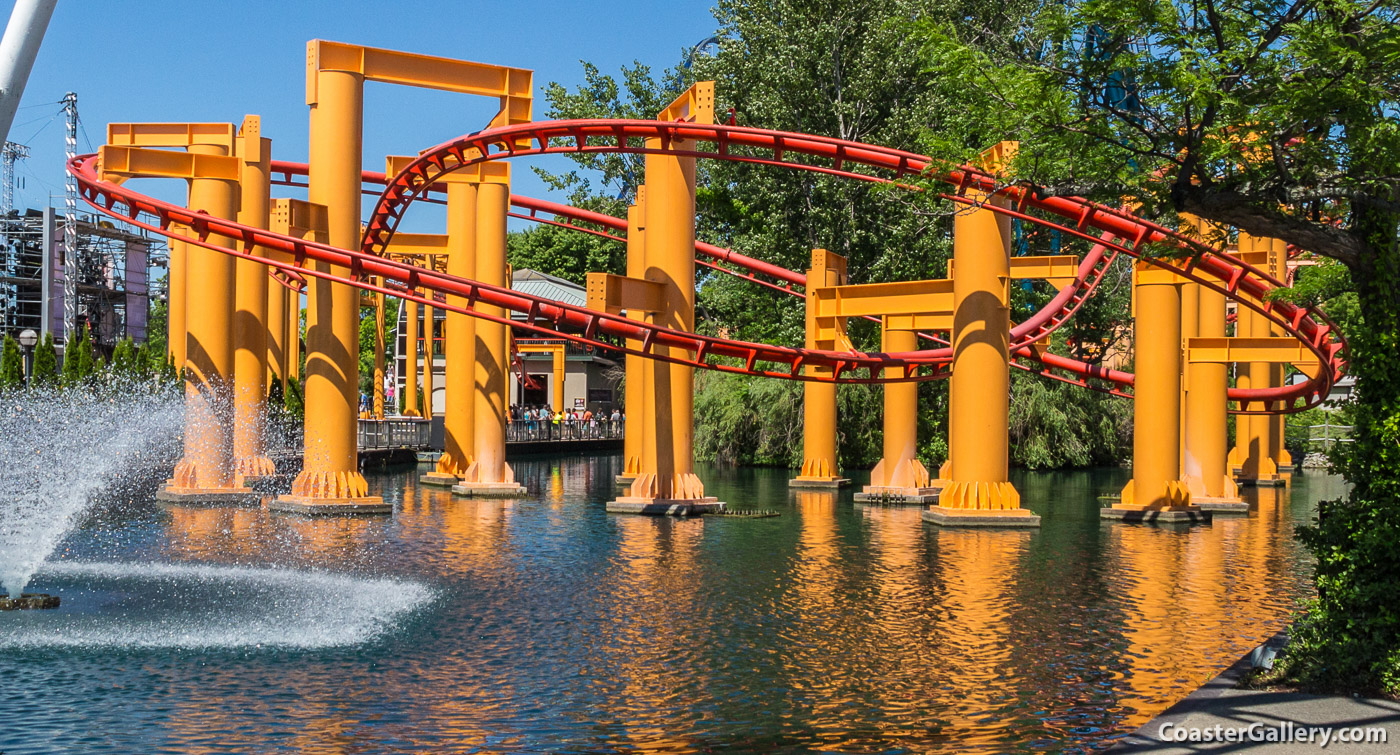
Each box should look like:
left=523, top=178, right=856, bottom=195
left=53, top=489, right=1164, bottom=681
left=17, top=328, right=36, bottom=381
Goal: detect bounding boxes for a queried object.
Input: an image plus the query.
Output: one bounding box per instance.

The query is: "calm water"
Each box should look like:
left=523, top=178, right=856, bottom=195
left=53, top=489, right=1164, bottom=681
left=1, top=456, right=1341, bottom=754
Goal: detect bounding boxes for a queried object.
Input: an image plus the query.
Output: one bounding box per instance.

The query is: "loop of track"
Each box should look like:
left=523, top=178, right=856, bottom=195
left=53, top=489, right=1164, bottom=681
left=69, top=120, right=1344, bottom=412
left=361, top=119, right=1344, bottom=413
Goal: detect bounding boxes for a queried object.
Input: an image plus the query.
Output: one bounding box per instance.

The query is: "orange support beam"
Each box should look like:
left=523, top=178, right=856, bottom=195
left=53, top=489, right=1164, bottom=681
left=608, top=83, right=724, bottom=515
left=790, top=249, right=850, bottom=489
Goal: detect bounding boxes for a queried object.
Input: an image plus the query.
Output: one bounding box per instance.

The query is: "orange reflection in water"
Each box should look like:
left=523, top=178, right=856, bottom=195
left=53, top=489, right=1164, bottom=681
left=586, top=514, right=705, bottom=753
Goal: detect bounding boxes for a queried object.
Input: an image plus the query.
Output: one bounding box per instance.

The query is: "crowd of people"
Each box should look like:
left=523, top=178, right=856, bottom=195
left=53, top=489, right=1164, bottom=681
left=508, top=404, right=623, bottom=440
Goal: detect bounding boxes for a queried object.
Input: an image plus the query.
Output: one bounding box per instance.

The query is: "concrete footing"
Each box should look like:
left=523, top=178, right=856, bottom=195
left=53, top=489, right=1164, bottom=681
left=268, top=495, right=391, bottom=515
left=451, top=482, right=528, bottom=498
left=1239, top=476, right=1288, bottom=488
left=1193, top=496, right=1250, bottom=514
left=418, top=472, right=460, bottom=488
left=788, top=477, right=851, bottom=489
left=156, top=484, right=261, bottom=507
left=922, top=506, right=1041, bottom=528
left=614, top=474, right=637, bottom=487
left=1100, top=506, right=1212, bottom=524
left=0, top=593, right=60, bottom=610
left=605, top=497, right=726, bottom=516
left=854, top=486, right=942, bottom=505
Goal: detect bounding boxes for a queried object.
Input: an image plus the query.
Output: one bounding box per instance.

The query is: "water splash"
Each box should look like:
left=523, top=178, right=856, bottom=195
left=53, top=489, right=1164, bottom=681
left=0, top=561, right=433, bottom=649
left=0, top=382, right=184, bottom=598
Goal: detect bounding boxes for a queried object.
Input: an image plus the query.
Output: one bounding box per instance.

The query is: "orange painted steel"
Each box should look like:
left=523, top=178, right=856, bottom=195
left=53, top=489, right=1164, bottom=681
left=233, top=116, right=276, bottom=480
left=942, top=145, right=1022, bottom=514
left=793, top=249, right=847, bottom=485
left=1116, top=263, right=1195, bottom=511
left=72, top=122, right=1345, bottom=430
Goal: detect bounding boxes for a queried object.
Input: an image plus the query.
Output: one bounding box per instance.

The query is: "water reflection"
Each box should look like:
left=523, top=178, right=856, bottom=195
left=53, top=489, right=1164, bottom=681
left=4, top=460, right=1330, bottom=754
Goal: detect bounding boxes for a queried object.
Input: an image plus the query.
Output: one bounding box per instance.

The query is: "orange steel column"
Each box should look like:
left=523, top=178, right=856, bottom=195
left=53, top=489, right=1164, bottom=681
left=455, top=179, right=525, bottom=497
left=610, top=83, right=724, bottom=514
left=791, top=248, right=850, bottom=489
left=163, top=141, right=251, bottom=503
left=615, top=191, right=647, bottom=487
left=421, top=181, right=476, bottom=487
left=372, top=291, right=386, bottom=419
left=1233, top=232, right=1285, bottom=486
left=286, top=293, right=300, bottom=388
left=422, top=300, right=434, bottom=419
left=266, top=264, right=287, bottom=394
left=1178, top=279, right=1197, bottom=475
left=862, top=323, right=937, bottom=499
left=1104, top=262, right=1205, bottom=523
left=232, top=117, right=275, bottom=482
left=1184, top=269, right=1245, bottom=510
left=1264, top=236, right=1293, bottom=474
left=403, top=297, right=420, bottom=416
left=273, top=63, right=386, bottom=514
left=929, top=141, right=1038, bottom=527
left=167, top=230, right=188, bottom=367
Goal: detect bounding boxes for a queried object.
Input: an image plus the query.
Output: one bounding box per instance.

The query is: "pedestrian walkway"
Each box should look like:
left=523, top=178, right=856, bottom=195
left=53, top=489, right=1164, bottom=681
left=1113, top=633, right=1400, bottom=752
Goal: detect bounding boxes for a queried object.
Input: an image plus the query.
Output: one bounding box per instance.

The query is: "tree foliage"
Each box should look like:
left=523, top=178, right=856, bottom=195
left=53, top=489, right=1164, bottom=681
left=0, top=335, right=22, bottom=390
left=540, top=0, right=1133, bottom=473
left=31, top=333, right=57, bottom=387
left=61, top=325, right=95, bottom=389
left=912, top=0, right=1400, bottom=694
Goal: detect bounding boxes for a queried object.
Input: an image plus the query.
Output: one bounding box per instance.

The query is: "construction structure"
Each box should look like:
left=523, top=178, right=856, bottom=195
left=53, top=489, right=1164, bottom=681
left=65, top=39, right=1344, bottom=524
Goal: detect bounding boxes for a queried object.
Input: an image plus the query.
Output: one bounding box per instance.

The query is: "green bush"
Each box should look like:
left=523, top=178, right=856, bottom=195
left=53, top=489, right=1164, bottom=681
left=0, top=334, right=22, bottom=390
left=31, top=333, right=58, bottom=387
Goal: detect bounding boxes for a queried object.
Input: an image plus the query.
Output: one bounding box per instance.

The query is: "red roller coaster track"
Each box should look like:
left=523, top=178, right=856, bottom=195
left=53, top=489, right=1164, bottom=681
left=69, top=118, right=1344, bottom=415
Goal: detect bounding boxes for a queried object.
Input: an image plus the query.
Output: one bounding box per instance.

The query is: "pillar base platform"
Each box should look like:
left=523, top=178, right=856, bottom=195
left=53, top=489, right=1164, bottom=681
left=854, top=484, right=945, bottom=505
left=1238, top=476, right=1288, bottom=488
left=156, top=483, right=261, bottom=507
left=419, top=472, right=461, bottom=487
left=605, top=497, right=726, bottom=516
left=451, top=482, right=528, bottom=498
left=1192, top=495, right=1250, bottom=514
left=1100, top=505, right=1211, bottom=524
left=789, top=477, right=851, bottom=489
left=615, top=474, right=637, bottom=487
left=922, top=506, right=1041, bottom=528
left=268, top=495, right=391, bottom=515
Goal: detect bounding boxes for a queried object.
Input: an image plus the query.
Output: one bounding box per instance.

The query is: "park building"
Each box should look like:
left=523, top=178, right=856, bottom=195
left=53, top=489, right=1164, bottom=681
left=0, top=204, right=164, bottom=357
left=392, top=267, right=621, bottom=418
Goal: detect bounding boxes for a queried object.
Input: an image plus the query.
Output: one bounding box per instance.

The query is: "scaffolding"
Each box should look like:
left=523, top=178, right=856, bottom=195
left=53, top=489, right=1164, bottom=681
left=0, top=204, right=168, bottom=349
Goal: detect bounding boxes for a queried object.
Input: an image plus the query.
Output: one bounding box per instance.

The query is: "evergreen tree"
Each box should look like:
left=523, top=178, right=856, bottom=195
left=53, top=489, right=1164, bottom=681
left=109, top=337, right=135, bottom=377
left=0, top=334, right=23, bottom=390
left=31, top=333, right=58, bottom=388
left=61, top=325, right=94, bottom=388
left=134, top=340, right=153, bottom=380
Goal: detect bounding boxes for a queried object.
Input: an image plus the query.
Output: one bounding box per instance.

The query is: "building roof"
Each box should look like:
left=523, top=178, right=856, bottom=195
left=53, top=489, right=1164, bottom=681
left=511, top=268, right=586, bottom=311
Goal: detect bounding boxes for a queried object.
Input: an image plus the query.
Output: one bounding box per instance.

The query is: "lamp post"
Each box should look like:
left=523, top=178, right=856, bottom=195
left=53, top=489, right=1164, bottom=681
left=17, top=328, right=36, bottom=381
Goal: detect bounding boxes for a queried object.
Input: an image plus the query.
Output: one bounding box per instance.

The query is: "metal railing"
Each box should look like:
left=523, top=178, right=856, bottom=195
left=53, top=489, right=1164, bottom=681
left=358, top=417, right=433, bottom=450
left=507, top=418, right=623, bottom=443
left=1307, top=420, right=1354, bottom=452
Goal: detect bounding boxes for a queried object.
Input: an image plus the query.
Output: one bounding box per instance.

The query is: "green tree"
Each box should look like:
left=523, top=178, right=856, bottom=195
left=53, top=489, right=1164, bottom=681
left=109, top=337, right=136, bottom=378
left=61, top=325, right=94, bottom=388
left=0, top=334, right=23, bottom=390
left=358, top=298, right=400, bottom=398
left=912, top=0, right=1400, bottom=694
left=31, top=332, right=58, bottom=388
left=542, top=0, right=1132, bottom=472
left=507, top=222, right=623, bottom=285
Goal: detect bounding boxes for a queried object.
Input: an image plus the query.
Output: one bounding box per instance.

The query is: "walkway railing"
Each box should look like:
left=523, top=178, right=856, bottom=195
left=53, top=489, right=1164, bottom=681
left=507, top=418, right=623, bottom=443
left=1307, top=420, right=1354, bottom=452
left=359, top=417, right=433, bottom=450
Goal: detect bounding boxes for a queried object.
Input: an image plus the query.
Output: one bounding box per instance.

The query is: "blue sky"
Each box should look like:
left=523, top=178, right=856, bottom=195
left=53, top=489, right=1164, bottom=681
left=6, top=0, right=718, bottom=231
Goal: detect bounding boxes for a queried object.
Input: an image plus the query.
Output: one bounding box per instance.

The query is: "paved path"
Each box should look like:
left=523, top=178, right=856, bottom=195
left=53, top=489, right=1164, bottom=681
left=1113, top=634, right=1400, bottom=753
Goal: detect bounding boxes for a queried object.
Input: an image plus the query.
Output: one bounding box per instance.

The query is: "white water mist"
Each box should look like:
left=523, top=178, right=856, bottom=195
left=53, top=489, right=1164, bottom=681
left=0, top=381, right=183, bottom=598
